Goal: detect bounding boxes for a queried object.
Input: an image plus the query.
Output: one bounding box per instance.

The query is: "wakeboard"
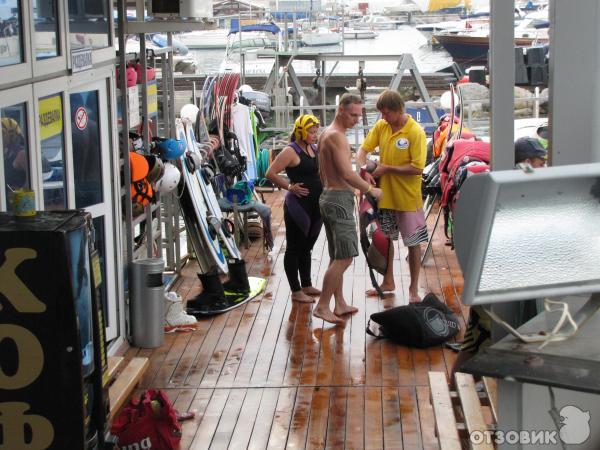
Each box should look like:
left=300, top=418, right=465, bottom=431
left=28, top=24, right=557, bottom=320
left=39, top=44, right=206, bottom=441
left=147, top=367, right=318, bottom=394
left=181, top=116, right=242, bottom=260
left=186, top=276, right=267, bottom=315
left=176, top=119, right=229, bottom=273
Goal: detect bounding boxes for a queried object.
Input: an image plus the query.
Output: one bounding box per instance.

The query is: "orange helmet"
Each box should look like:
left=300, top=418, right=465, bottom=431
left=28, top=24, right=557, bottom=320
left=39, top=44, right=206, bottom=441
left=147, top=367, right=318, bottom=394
left=129, top=151, right=149, bottom=182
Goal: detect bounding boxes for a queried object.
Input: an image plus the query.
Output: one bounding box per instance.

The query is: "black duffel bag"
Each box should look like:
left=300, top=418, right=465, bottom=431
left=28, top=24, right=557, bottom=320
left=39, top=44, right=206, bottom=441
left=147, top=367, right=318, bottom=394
left=366, top=293, right=460, bottom=348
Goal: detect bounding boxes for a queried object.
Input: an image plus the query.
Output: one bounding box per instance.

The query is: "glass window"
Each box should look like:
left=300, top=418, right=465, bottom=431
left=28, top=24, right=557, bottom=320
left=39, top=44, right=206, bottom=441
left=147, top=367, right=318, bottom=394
left=39, top=93, right=67, bottom=210
left=1, top=103, right=30, bottom=205
left=0, top=0, right=24, bottom=67
left=68, top=0, right=110, bottom=50
left=33, top=0, right=59, bottom=60
left=71, top=91, right=103, bottom=208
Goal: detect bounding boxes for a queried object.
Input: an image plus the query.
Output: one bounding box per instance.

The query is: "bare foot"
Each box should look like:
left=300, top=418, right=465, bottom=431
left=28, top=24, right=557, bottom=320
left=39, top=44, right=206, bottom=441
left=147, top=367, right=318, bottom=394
left=366, top=283, right=395, bottom=297
left=334, top=304, right=359, bottom=316
left=291, top=291, right=316, bottom=303
left=302, top=286, right=321, bottom=296
left=408, top=291, right=422, bottom=303
left=313, top=306, right=343, bottom=324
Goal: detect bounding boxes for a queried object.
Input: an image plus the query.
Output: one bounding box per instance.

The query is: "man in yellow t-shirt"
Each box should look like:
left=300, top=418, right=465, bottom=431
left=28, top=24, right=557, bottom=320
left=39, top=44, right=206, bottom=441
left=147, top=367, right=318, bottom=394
left=357, top=90, right=428, bottom=302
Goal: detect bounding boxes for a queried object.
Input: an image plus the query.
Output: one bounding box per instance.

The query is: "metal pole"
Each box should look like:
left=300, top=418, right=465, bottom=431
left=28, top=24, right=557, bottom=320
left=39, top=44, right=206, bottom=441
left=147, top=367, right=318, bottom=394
left=117, top=0, right=133, bottom=265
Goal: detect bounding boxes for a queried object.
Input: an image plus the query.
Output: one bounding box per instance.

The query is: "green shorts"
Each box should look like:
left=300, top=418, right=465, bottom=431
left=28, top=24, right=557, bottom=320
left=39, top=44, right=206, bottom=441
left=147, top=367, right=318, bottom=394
left=319, top=189, right=358, bottom=260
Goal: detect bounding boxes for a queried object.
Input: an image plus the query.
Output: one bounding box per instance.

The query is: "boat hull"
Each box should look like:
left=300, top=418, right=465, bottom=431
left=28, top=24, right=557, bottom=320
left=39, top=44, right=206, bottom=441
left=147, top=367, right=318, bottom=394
left=434, top=33, right=548, bottom=65
left=301, top=33, right=342, bottom=46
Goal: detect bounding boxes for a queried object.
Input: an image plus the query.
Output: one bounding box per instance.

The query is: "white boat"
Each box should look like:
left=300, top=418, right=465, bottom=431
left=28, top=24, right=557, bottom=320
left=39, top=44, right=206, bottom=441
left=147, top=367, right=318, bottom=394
left=342, top=28, right=378, bottom=40
left=351, top=15, right=405, bottom=30
left=118, top=36, right=197, bottom=73
left=301, top=29, right=342, bottom=46
left=177, top=29, right=229, bottom=49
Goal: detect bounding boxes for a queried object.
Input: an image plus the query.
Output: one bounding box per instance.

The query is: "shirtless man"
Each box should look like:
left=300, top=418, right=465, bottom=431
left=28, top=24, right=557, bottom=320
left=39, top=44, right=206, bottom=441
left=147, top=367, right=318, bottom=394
left=314, top=94, right=383, bottom=324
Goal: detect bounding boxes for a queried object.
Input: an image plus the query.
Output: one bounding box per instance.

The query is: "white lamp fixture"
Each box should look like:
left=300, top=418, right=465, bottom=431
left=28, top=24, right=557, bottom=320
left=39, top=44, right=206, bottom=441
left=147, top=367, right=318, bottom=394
left=454, top=163, right=600, bottom=306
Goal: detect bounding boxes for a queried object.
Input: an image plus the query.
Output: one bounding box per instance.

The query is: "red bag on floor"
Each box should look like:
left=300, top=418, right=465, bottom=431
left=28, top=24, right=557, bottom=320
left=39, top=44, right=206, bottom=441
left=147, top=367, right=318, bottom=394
left=111, top=389, right=181, bottom=450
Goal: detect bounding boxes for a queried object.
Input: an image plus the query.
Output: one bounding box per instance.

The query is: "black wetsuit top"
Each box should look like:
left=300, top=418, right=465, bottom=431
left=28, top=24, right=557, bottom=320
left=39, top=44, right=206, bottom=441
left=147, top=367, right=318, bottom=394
left=286, top=142, right=322, bottom=207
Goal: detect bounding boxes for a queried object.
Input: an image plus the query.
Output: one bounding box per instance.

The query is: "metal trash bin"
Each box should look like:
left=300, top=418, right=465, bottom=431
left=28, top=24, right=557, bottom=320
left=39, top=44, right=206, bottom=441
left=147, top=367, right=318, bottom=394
left=130, top=258, right=165, bottom=348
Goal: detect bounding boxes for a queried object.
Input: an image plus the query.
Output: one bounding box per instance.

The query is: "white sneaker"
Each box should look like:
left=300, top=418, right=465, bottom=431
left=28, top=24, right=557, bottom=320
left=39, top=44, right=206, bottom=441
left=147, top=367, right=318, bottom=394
left=164, top=292, right=197, bottom=333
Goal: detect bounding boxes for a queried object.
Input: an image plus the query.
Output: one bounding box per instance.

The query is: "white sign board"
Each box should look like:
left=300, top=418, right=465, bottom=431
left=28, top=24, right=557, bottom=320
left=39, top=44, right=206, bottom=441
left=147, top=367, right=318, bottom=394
left=71, top=48, right=93, bottom=73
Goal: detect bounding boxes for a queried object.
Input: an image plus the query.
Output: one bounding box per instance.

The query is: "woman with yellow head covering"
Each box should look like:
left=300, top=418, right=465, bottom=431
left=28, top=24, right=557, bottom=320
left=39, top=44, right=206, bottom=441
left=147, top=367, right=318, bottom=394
left=266, top=114, right=323, bottom=303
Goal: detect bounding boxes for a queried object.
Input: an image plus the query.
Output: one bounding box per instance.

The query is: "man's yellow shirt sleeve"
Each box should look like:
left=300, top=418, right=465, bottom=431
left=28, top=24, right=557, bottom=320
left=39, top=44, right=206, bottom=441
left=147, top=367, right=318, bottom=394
left=362, top=120, right=383, bottom=152
left=410, top=127, right=427, bottom=170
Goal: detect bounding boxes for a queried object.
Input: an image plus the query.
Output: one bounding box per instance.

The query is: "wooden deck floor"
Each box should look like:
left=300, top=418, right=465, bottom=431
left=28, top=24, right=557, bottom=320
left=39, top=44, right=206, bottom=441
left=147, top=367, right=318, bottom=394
left=124, top=189, right=469, bottom=449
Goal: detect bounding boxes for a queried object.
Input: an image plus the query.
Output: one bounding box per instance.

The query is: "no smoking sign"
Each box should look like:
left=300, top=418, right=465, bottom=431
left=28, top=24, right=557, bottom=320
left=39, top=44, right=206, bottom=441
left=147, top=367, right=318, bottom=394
left=75, top=106, right=88, bottom=130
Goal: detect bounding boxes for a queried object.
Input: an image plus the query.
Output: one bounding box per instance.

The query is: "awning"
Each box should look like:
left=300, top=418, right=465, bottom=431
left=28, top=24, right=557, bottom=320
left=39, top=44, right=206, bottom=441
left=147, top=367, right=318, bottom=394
left=228, top=23, right=281, bottom=35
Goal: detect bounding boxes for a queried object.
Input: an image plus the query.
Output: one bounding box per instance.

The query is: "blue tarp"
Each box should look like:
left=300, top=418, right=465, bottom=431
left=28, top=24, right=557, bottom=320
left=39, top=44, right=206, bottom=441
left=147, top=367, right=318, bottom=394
left=228, top=23, right=281, bottom=35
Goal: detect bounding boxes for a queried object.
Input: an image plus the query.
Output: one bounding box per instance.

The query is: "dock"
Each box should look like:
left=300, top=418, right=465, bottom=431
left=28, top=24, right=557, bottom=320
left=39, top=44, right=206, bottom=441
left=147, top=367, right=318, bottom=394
left=122, top=190, right=468, bottom=449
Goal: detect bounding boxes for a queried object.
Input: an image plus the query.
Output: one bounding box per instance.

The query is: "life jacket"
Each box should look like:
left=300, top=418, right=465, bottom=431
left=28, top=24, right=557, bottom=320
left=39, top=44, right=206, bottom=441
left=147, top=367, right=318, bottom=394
left=358, top=195, right=390, bottom=298
left=439, top=139, right=490, bottom=242
left=432, top=115, right=475, bottom=159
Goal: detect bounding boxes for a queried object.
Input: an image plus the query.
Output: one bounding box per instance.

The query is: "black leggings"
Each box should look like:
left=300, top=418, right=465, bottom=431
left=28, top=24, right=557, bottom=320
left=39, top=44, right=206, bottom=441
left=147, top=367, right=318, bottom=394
left=283, top=204, right=320, bottom=292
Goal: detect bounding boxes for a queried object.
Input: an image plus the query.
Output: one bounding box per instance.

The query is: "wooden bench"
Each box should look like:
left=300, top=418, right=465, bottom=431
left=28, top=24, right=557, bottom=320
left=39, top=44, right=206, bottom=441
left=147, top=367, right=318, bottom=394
left=429, top=371, right=498, bottom=450
left=108, top=356, right=149, bottom=422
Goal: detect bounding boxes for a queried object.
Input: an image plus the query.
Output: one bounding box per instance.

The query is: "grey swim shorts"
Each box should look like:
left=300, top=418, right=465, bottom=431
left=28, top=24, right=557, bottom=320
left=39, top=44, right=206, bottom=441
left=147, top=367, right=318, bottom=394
left=319, top=189, right=358, bottom=260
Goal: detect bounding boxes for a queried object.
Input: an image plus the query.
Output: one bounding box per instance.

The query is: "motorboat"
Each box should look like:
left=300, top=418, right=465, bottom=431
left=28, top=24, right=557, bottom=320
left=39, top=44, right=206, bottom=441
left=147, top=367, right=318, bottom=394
left=342, top=28, right=378, bottom=40
left=301, top=28, right=342, bottom=46
left=433, top=21, right=548, bottom=65
left=179, top=23, right=281, bottom=51
left=177, top=29, right=229, bottom=49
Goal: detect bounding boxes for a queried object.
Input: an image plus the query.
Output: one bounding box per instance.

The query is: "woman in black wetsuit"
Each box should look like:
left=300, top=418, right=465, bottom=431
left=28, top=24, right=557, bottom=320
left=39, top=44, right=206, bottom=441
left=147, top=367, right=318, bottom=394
left=266, top=114, right=323, bottom=303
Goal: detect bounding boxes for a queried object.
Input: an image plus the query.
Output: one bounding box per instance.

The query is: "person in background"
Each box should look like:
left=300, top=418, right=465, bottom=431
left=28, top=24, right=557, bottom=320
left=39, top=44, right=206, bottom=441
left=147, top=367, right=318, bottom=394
left=514, top=136, right=547, bottom=168
left=2, top=117, right=29, bottom=195
left=316, top=94, right=382, bottom=324
left=266, top=114, right=323, bottom=303
left=357, top=90, right=427, bottom=302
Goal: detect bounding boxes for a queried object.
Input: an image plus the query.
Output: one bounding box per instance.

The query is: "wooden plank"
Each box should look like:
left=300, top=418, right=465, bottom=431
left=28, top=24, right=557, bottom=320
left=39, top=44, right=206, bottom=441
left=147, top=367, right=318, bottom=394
left=108, top=357, right=149, bottom=421
left=348, top=275, right=366, bottom=386
left=247, top=388, right=280, bottom=450
left=382, top=387, right=403, bottom=450
left=169, top=318, right=212, bottom=387
left=428, top=371, right=461, bottom=450
left=210, top=388, right=247, bottom=448
left=325, top=386, right=347, bottom=449
left=285, top=386, right=313, bottom=449
left=399, top=387, right=423, bottom=449
left=483, top=376, right=498, bottom=424
left=305, top=387, right=330, bottom=449
left=345, top=387, right=365, bottom=450
left=188, top=388, right=229, bottom=450
left=179, top=389, right=214, bottom=450
left=364, top=387, right=383, bottom=450
left=107, top=356, right=125, bottom=382
left=200, top=305, right=248, bottom=388
left=183, top=313, right=229, bottom=387
left=416, top=385, right=440, bottom=449
left=228, top=388, right=264, bottom=449
left=233, top=277, right=282, bottom=387
left=267, top=387, right=296, bottom=449
left=153, top=329, right=195, bottom=388
left=454, top=372, right=494, bottom=450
